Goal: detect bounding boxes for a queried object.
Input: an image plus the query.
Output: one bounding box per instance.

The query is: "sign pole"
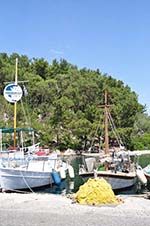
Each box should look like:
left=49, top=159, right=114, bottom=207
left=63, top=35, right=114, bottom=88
left=14, top=58, right=18, bottom=148
left=0, top=129, right=2, bottom=153
left=3, top=59, right=23, bottom=150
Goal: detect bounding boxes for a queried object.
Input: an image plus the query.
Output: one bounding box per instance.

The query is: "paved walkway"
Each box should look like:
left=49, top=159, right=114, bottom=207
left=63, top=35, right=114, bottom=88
left=0, top=193, right=150, bottom=226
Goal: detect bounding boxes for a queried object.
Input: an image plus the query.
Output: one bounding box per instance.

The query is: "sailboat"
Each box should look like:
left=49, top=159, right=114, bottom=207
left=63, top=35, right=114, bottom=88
left=79, top=90, right=147, bottom=190
left=0, top=58, right=67, bottom=192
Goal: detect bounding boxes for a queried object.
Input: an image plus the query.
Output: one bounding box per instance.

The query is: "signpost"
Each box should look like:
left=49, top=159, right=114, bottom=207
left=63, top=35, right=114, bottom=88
left=3, top=58, right=22, bottom=148
left=3, top=83, right=23, bottom=103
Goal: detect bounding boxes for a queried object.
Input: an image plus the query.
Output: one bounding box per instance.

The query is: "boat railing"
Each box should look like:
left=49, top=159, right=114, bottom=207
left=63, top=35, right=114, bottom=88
left=26, top=156, right=61, bottom=172
left=0, top=154, right=64, bottom=172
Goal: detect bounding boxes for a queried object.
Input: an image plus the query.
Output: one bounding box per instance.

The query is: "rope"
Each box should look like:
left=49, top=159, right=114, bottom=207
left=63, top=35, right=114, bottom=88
left=88, top=113, right=102, bottom=152
left=19, top=167, right=35, bottom=193
left=18, top=158, right=54, bottom=193
left=107, top=110, right=124, bottom=147
left=2, top=188, right=30, bottom=194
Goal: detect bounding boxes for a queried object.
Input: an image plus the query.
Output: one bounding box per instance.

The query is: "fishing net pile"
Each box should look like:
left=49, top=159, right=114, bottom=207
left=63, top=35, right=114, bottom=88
left=75, top=178, right=121, bottom=205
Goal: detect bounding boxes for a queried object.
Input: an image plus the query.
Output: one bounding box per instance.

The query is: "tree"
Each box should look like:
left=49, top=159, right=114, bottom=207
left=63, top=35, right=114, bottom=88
left=131, top=113, right=150, bottom=150
left=0, top=52, right=146, bottom=150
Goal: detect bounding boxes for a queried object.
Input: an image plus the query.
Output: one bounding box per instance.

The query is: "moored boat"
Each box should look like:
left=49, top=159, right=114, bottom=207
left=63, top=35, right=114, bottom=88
left=0, top=59, right=70, bottom=192
left=0, top=166, right=53, bottom=191
left=0, top=154, right=70, bottom=191
left=79, top=152, right=138, bottom=190
left=79, top=90, right=147, bottom=190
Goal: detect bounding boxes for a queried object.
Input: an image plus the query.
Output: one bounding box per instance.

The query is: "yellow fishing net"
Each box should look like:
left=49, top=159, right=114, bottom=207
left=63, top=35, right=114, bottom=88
left=75, top=178, right=121, bottom=205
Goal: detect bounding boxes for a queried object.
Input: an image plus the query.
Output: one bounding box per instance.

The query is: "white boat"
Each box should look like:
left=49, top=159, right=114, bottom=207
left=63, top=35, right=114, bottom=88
left=0, top=59, right=68, bottom=192
left=79, top=152, right=138, bottom=190
left=80, top=170, right=137, bottom=190
left=79, top=90, right=145, bottom=190
left=0, top=153, right=69, bottom=191
left=0, top=166, right=53, bottom=191
left=0, top=127, right=52, bottom=191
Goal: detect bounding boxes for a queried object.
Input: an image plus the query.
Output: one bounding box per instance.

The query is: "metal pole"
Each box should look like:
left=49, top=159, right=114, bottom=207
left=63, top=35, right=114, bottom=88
left=0, top=129, right=2, bottom=152
left=104, top=90, right=109, bottom=154
left=13, top=58, right=18, bottom=148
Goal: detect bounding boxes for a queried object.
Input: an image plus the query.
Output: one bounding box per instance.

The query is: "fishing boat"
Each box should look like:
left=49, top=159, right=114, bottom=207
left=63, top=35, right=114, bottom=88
left=0, top=58, right=69, bottom=191
left=0, top=152, right=70, bottom=191
left=79, top=90, right=146, bottom=190
left=0, top=160, right=53, bottom=191
left=79, top=152, right=138, bottom=190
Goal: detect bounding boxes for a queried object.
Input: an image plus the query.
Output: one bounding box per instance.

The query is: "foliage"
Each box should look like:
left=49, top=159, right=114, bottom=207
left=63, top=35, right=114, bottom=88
left=131, top=113, right=150, bottom=150
left=131, top=133, right=150, bottom=150
left=0, top=52, right=147, bottom=150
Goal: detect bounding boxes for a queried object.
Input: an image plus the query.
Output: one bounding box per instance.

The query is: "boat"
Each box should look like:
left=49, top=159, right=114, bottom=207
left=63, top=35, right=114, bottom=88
left=0, top=153, right=69, bottom=191
left=0, top=162, right=53, bottom=191
left=0, top=58, right=68, bottom=191
left=79, top=152, right=138, bottom=190
left=0, top=142, right=69, bottom=192
left=0, top=129, right=70, bottom=192
left=143, top=165, right=150, bottom=181
left=79, top=90, right=146, bottom=190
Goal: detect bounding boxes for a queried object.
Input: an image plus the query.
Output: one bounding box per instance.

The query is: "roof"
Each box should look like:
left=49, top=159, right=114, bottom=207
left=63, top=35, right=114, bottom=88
left=0, top=127, right=34, bottom=133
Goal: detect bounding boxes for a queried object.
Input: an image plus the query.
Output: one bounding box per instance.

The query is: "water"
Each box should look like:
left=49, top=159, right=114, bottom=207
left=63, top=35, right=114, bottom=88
left=37, top=154, right=150, bottom=195
left=36, top=156, right=84, bottom=195
left=138, top=154, right=150, bottom=168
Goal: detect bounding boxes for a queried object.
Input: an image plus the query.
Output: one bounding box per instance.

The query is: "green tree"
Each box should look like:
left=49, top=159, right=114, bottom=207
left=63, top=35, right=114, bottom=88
left=0, top=52, right=146, bottom=151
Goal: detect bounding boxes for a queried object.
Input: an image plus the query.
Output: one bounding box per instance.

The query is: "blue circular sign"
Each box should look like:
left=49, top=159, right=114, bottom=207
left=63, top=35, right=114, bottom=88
left=3, top=83, right=23, bottom=103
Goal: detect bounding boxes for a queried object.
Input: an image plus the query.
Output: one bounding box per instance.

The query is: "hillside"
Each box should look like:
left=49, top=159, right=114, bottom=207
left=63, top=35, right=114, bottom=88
left=0, top=52, right=149, bottom=151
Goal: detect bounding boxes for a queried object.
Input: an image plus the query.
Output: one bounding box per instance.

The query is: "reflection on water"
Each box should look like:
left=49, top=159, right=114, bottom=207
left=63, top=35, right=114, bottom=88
left=37, top=156, right=84, bottom=195
left=38, top=154, right=150, bottom=195
left=39, top=176, right=84, bottom=195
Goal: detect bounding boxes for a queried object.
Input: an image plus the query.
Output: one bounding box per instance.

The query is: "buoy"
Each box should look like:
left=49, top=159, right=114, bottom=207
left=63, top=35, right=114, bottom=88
left=68, top=165, right=75, bottom=179
left=85, top=157, right=96, bottom=172
left=136, top=167, right=147, bottom=185
left=51, top=170, right=61, bottom=185
left=69, top=181, right=74, bottom=190
left=59, top=166, right=66, bottom=179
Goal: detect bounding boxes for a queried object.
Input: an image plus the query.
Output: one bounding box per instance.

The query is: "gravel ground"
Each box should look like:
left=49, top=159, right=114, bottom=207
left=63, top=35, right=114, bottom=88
left=0, top=193, right=150, bottom=226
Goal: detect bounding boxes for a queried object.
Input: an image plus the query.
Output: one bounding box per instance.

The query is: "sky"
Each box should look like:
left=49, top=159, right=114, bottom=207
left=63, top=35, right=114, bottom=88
left=0, top=0, right=150, bottom=114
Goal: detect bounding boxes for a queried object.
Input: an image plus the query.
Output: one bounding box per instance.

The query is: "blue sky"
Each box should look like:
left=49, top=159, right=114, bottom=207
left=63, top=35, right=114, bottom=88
left=0, top=0, right=150, bottom=114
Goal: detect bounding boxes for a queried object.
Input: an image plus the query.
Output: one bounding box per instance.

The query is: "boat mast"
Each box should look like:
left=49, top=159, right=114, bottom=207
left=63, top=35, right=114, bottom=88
left=0, top=129, right=2, bottom=152
left=104, top=90, right=109, bottom=154
left=13, top=58, right=18, bottom=148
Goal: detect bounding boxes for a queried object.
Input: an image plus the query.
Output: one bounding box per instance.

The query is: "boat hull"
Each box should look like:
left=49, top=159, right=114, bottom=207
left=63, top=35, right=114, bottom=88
left=79, top=171, right=137, bottom=190
left=143, top=165, right=150, bottom=182
left=0, top=167, right=53, bottom=191
left=144, top=172, right=150, bottom=182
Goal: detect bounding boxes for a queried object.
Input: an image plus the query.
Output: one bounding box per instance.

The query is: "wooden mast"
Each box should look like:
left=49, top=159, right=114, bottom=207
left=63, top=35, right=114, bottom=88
left=104, top=90, right=109, bottom=154
left=13, top=58, right=18, bottom=148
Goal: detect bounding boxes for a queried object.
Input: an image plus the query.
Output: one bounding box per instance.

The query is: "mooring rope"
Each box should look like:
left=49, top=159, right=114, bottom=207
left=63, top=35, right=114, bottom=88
left=19, top=168, right=35, bottom=193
